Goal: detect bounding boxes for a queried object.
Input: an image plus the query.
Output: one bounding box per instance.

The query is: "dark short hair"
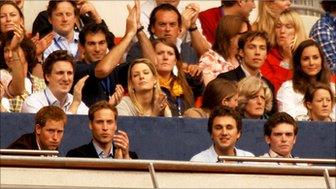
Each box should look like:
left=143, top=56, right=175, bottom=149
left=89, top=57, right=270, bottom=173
left=321, top=0, right=336, bottom=13
left=207, top=106, right=242, bottom=135
left=264, top=112, right=298, bottom=137
left=221, top=0, right=238, bottom=7
left=35, top=106, right=67, bottom=128
left=47, top=0, right=78, bottom=18
left=79, top=23, right=115, bottom=49
left=88, top=100, right=118, bottom=122
left=0, top=32, right=37, bottom=73
left=238, top=31, right=271, bottom=52
left=43, top=50, right=75, bottom=84
left=148, top=3, right=182, bottom=37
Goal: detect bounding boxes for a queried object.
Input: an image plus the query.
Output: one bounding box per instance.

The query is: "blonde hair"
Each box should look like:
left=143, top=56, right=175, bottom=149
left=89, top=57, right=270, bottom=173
left=237, top=76, right=273, bottom=114
left=127, top=58, right=163, bottom=116
left=273, top=10, right=307, bottom=50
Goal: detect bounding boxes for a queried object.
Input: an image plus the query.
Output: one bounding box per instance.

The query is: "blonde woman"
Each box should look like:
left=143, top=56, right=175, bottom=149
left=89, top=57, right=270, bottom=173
left=116, top=58, right=171, bottom=117
left=237, top=76, right=273, bottom=119
left=260, top=10, right=308, bottom=92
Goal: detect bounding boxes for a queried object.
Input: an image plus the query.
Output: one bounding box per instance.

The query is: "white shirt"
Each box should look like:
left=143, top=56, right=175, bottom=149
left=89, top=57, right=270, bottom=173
left=21, top=87, right=88, bottom=114
left=92, top=140, right=114, bottom=159
left=190, top=145, right=255, bottom=163
left=277, top=80, right=336, bottom=118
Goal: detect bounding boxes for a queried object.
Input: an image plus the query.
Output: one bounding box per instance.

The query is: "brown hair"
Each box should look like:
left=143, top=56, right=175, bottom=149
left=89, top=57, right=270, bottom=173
left=152, top=39, right=194, bottom=107
left=88, top=100, right=117, bottom=122
left=47, top=0, right=78, bottom=18
left=0, top=1, right=24, bottom=34
left=202, top=78, right=238, bottom=110
left=213, top=15, right=251, bottom=59
left=264, top=112, right=298, bottom=136
left=208, top=106, right=242, bottom=135
left=35, top=106, right=67, bottom=128
left=303, top=82, right=335, bottom=109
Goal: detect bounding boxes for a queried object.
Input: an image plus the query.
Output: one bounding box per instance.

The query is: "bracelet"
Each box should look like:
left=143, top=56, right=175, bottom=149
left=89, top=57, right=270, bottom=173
left=188, top=25, right=198, bottom=32
left=137, top=26, right=144, bottom=34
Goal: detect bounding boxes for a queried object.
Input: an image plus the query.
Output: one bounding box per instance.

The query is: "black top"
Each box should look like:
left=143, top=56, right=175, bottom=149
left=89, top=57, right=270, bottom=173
left=7, top=133, right=38, bottom=150
left=66, top=141, right=138, bottom=159
left=73, top=60, right=129, bottom=107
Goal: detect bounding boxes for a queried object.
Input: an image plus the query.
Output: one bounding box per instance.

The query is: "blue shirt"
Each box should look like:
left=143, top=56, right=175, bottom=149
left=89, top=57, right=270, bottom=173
left=310, top=12, right=336, bottom=73
left=43, top=32, right=79, bottom=60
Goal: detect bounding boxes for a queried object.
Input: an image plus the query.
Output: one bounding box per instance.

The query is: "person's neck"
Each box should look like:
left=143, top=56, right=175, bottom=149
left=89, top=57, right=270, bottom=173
left=244, top=112, right=261, bottom=119
left=93, top=139, right=112, bottom=156
left=241, top=62, right=260, bottom=76
left=311, top=114, right=331, bottom=122
left=214, top=144, right=235, bottom=156
left=48, top=87, right=67, bottom=107
left=136, top=90, right=154, bottom=113
left=59, top=30, right=74, bottom=42
left=223, top=6, right=239, bottom=16
left=227, top=53, right=239, bottom=68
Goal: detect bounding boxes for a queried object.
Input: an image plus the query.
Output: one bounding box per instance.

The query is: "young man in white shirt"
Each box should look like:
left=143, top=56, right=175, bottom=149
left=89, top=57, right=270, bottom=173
left=191, top=106, right=254, bottom=163
left=22, top=50, right=88, bottom=114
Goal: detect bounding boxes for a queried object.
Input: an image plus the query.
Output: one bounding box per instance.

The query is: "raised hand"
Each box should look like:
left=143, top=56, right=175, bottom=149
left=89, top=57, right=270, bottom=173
left=108, top=84, right=124, bottom=106
left=73, top=75, right=89, bottom=103
left=125, top=0, right=140, bottom=37
left=77, top=0, right=102, bottom=23
left=31, top=32, right=55, bottom=56
left=9, top=24, right=24, bottom=51
left=113, top=130, right=131, bottom=159
left=152, top=91, right=168, bottom=116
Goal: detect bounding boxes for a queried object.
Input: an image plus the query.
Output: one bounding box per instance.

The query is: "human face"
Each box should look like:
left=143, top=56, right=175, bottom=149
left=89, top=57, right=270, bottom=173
left=275, top=20, right=295, bottom=48
left=307, top=89, right=333, bottom=121
left=265, top=123, right=296, bottom=157
left=131, top=63, right=156, bottom=92
left=239, top=0, right=256, bottom=18
left=155, top=0, right=180, bottom=7
left=241, top=37, right=267, bottom=71
left=48, top=1, right=76, bottom=37
left=151, top=10, right=180, bottom=43
left=83, top=31, right=107, bottom=63
left=35, top=119, right=65, bottom=150
left=4, top=45, right=26, bottom=68
left=245, top=89, right=266, bottom=118
left=155, top=42, right=176, bottom=75
left=90, top=109, right=117, bottom=146
left=211, top=116, right=241, bottom=156
left=46, top=61, right=73, bottom=97
left=222, top=93, right=239, bottom=109
left=270, top=0, right=292, bottom=14
left=0, top=4, right=23, bottom=33
left=300, top=46, right=322, bottom=77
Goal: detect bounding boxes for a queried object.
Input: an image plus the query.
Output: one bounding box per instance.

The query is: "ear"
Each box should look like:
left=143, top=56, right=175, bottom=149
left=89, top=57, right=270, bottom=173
left=306, top=102, right=313, bottom=110
left=35, top=124, right=42, bottom=135
left=237, top=0, right=244, bottom=6
left=89, top=122, right=93, bottom=130
left=221, top=98, right=228, bottom=106
left=237, top=131, right=241, bottom=140
left=265, top=136, right=271, bottom=144
left=238, top=49, right=245, bottom=58
left=45, top=74, right=51, bottom=84
left=293, top=135, right=297, bottom=145
left=151, top=26, right=155, bottom=35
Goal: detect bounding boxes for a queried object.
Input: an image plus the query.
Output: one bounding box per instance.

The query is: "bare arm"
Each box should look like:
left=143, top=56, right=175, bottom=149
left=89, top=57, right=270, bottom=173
left=95, top=1, right=138, bottom=78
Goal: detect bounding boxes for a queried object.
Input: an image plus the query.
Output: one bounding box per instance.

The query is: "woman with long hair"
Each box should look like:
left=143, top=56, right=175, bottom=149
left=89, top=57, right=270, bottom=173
left=152, top=39, right=194, bottom=116
left=116, top=58, right=171, bottom=117
left=199, top=15, right=251, bottom=85
left=277, top=39, right=334, bottom=118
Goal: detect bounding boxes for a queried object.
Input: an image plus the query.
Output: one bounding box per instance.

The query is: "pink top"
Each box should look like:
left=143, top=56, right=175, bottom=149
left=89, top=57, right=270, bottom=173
left=199, top=49, right=237, bottom=85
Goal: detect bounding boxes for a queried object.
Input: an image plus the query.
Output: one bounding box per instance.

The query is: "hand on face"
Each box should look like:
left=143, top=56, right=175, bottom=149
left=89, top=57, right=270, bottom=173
left=113, top=130, right=130, bottom=159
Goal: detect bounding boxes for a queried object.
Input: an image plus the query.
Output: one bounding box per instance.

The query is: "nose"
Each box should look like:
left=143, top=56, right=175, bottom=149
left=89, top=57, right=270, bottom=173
left=62, top=14, right=68, bottom=22
left=322, top=99, right=328, bottom=107
left=279, top=25, right=286, bottom=33
left=165, top=25, right=171, bottom=32
left=221, top=128, right=228, bottom=135
left=255, top=47, right=261, bottom=55
left=102, top=122, right=108, bottom=131
left=52, top=133, right=58, bottom=141
left=94, top=44, right=100, bottom=52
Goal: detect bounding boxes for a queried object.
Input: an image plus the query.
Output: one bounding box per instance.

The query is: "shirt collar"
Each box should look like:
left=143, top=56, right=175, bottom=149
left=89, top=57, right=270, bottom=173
left=268, top=149, right=293, bottom=158
left=240, top=64, right=262, bottom=78
left=45, top=87, right=72, bottom=108
left=54, top=31, right=79, bottom=43
left=92, top=140, right=114, bottom=159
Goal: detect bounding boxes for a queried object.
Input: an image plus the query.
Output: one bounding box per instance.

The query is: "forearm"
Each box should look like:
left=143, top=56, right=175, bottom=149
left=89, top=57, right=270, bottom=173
left=8, top=51, right=25, bottom=96
left=95, top=33, right=134, bottom=78
left=68, top=100, right=81, bottom=114
left=190, top=28, right=211, bottom=56
left=137, top=30, right=157, bottom=65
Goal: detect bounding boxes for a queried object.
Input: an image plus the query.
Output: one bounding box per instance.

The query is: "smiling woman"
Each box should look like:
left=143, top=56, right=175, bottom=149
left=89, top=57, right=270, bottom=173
left=277, top=39, right=335, bottom=118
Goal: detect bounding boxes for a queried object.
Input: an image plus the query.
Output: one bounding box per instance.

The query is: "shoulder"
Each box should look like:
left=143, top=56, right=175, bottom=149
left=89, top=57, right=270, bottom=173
left=7, top=133, right=38, bottom=150
left=236, top=148, right=255, bottom=157
left=190, top=146, right=217, bottom=163
left=199, top=7, right=221, bottom=17
left=66, top=142, right=96, bottom=158
left=184, top=107, right=208, bottom=118
left=116, top=96, right=138, bottom=116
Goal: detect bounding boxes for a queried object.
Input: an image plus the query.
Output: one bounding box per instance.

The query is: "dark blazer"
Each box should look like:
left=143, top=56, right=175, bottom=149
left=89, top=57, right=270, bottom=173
left=66, top=141, right=138, bottom=159
left=217, top=65, right=278, bottom=114
left=7, top=133, right=38, bottom=150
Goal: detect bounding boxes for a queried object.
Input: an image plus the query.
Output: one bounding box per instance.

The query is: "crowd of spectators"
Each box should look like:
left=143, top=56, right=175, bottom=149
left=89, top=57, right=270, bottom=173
left=1, top=0, right=335, bottom=162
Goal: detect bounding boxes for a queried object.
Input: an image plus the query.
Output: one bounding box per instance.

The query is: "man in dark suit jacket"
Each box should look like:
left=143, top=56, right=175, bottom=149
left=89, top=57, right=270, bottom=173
left=66, top=101, right=138, bottom=159
left=7, top=106, right=67, bottom=150
left=217, top=31, right=277, bottom=114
